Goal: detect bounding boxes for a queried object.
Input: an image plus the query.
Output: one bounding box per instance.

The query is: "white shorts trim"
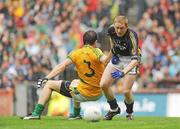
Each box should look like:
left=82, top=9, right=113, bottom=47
left=109, top=56, right=137, bottom=75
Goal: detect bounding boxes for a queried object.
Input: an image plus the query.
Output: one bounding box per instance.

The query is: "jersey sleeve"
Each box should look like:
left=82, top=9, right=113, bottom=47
left=94, top=48, right=104, bottom=60
left=67, top=50, right=76, bottom=63
left=129, top=31, right=141, bottom=61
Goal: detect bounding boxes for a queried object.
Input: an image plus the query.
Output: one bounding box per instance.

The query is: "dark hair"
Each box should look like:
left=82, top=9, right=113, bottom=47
left=83, top=30, right=97, bottom=45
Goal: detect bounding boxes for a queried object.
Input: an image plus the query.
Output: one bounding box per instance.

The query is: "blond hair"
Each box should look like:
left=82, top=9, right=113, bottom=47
left=114, top=15, right=128, bottom=24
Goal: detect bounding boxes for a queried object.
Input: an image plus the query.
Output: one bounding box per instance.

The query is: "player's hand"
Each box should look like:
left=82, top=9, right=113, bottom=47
left=37, top=78, right=48, bottom=88
left=107, top=26, right=116, bottom=36
left=111, top=56, right=120, bottom=64
left=111, top=70, right=124, bottom=79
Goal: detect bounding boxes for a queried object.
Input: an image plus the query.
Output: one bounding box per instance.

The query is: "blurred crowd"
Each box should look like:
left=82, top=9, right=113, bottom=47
left=137, top=0, right=180, bottom=89
left=0, top=0, right=112, bottom=89
left=0, top=0, right=179, bottom=91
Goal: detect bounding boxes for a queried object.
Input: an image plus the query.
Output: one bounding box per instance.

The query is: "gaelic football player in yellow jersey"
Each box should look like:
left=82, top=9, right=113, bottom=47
left=23, top=30, right=111, bottom=120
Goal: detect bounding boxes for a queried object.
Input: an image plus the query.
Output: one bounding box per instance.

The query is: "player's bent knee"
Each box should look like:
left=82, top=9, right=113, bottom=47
left=100, top=82, right=108, bottom=88
left=60, top=81, right=72, bottom=98
left=44, top=81, right=52, bottom=88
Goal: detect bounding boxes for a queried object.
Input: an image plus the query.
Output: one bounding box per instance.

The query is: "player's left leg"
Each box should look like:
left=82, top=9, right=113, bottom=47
left=69, top=79, right=103, bottom=120
left=122, top=74, right=137, bottom=120
left=23, top=80, right=71, bottom=120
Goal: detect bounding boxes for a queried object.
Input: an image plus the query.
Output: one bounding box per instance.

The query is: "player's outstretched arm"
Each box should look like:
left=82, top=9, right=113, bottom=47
left=100, top=51, right=113, bottom=66
left=122, top=59, right=139, bottom=75
left=46, top=58, right=73, bottom=79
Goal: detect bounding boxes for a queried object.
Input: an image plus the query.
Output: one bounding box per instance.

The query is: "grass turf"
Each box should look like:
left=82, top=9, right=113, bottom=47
left=0, top=116, right=179, bottom=129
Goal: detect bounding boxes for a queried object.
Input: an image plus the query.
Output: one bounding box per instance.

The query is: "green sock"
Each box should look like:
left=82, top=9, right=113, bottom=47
left=32, top=104, right=44, bottom=116
left=73, top=107, right=80, bottom=116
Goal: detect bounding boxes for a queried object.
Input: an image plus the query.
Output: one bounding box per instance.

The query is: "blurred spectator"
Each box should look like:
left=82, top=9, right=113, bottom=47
left=137, top=0, right=147, bottom=21
left=0, top=75, right=13, bottom=89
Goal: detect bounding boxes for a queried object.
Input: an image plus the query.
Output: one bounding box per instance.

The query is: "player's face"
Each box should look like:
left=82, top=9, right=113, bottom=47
left=114, top=22, right=128, bottom=37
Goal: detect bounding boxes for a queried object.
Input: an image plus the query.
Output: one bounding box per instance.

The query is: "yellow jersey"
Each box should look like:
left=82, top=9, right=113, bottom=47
left=67, top=45, right=105, bottom=97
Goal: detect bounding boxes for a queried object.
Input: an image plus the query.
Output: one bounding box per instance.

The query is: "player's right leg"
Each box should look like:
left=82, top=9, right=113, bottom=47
left=23, top=80, right=71, bottom=120
left=100, top=64, right=121, bottom=120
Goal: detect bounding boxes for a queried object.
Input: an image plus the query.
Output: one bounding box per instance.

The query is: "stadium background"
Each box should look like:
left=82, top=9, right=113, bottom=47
left=0, top=0, right=179, bottom=117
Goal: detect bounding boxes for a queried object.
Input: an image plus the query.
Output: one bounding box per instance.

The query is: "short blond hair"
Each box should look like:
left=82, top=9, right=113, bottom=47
left=114, top=15, right=128, bottom=24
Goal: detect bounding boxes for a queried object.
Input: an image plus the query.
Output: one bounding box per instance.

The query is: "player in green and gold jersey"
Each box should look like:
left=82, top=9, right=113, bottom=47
left=23, top=30, right=111, bottom=120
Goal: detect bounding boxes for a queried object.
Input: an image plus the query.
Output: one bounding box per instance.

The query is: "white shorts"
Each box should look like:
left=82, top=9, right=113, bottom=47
left=109, top=56, right=138, bottom=75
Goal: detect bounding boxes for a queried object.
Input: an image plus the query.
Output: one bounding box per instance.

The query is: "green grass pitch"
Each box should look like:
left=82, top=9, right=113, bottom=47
left=0, top=116, right=179, bottom=129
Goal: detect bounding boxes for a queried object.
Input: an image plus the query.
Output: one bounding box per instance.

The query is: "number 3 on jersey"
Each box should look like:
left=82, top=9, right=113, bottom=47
left=83, top=60, right=95, bottom=77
